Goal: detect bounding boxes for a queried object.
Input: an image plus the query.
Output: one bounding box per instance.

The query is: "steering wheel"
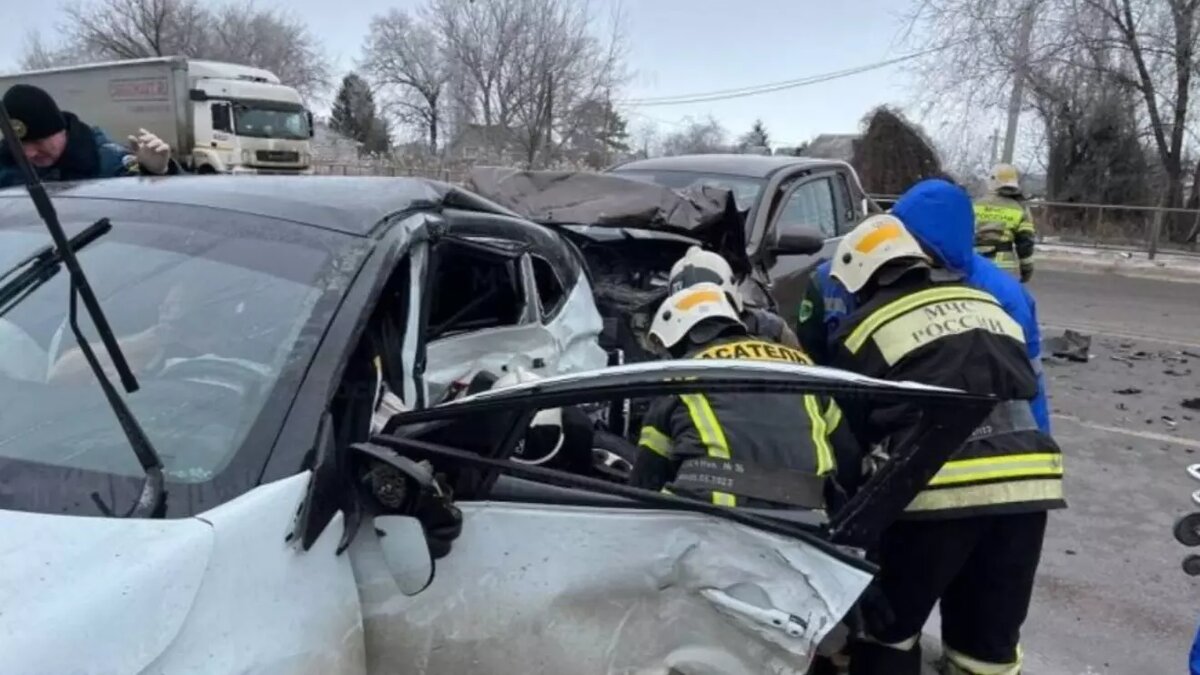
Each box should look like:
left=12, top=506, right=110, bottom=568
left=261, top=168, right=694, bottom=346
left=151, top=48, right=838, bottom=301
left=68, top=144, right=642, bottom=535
left=155, top=356, right=272, bottom=403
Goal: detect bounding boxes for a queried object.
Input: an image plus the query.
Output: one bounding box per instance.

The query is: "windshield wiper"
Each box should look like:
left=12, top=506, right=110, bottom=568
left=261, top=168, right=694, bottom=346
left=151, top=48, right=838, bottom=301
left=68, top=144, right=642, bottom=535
left=0, top=103, right=165, bottom=518
left=0, top=218, right=111, bottom=320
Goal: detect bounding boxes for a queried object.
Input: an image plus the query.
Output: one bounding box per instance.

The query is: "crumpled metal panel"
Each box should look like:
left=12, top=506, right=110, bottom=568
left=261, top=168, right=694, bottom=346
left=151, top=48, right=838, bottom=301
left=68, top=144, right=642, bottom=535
left=351, top=502, right=871, bottom=674
left=422, top=272, right=607, bottom=403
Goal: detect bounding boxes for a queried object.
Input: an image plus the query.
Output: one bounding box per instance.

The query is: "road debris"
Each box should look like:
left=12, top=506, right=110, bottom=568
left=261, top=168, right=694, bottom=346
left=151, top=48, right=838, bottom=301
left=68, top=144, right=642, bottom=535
left=1045, top=330, right=1092, bottom=362
left=1114, top=387, right=1142, bottom=395
left=1183, top=398, right=1200, bottom=411
left=1165, top=368, right=1193, bottom=377
left=1164, top=416, right=1179, bottom=429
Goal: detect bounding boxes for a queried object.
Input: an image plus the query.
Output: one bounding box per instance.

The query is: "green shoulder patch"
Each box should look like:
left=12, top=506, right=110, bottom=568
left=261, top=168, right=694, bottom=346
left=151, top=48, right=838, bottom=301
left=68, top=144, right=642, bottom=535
left=797, top=299, right=814, bottom=324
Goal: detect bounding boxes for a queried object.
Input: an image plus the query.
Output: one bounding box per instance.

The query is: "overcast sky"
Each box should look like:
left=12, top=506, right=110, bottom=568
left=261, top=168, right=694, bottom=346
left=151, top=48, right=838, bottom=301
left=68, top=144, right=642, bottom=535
left=0, top=0, right=956, bottom=147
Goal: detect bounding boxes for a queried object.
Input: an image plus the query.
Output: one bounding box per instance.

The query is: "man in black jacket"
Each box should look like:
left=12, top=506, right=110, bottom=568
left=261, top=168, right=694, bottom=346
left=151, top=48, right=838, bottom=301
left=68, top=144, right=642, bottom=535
left=628, top=281, right=848, bottom=511
left=828, top=214, right=1064, bottom=675
left=1, top=84, right=178, bottom=188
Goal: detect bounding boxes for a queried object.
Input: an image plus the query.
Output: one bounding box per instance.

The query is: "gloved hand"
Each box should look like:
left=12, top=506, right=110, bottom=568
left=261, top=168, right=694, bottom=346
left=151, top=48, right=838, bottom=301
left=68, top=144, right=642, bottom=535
left=1020, top=265, right=1034, bottom=283
left=128, top=128, right=172, bottom=175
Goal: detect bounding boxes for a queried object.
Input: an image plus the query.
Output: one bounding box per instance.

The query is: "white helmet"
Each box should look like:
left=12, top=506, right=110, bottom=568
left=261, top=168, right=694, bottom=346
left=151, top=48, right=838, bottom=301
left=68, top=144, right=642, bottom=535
left=830, top=214, right=931, bottom=293
left=988, top=163, right=1022, bottom=195
left=649, top=282, right=743, bottom=350
left=668, top=246, right=743, bottom=312
left=492, top=365, right=563, bottom=465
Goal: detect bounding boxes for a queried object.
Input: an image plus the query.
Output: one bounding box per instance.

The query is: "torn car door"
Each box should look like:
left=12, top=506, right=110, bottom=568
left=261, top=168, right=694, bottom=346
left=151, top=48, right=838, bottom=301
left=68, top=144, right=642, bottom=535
left=350, top=359, right=996, bottom=674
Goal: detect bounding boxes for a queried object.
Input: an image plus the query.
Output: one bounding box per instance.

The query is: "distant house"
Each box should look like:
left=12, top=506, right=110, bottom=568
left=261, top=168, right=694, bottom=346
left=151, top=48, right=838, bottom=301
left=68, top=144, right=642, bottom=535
left=801, top=134, right=860, bottom=163
left=312, top=121, right=362, bottom=164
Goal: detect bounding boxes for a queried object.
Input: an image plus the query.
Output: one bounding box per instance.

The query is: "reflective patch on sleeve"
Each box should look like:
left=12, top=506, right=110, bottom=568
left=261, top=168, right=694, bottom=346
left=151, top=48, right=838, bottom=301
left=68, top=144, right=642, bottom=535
left=870, top=298, right=1025, bottom=365
left=637, top=426, right=672, bottom=458
left=804, top=394, right=834, bottom=475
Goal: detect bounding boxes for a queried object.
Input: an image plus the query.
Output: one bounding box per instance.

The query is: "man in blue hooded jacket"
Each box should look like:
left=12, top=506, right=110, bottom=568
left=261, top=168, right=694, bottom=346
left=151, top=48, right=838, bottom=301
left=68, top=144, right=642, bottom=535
left=890, top=178, right=1050, bottom=434
left=799, top=181, right=1050, bottom=435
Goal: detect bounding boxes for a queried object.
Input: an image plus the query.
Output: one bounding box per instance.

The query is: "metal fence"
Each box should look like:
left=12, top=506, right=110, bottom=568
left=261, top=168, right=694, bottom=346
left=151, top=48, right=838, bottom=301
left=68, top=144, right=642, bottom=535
left=313, top=161, right=472, bottom=185
left=871, top=194, right=1200, bottom=259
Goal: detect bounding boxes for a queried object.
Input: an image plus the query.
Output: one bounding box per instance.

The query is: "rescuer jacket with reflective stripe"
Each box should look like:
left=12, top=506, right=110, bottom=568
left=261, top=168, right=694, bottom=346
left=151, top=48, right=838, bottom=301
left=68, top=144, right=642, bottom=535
left=973, top=194, right=1037, bottom=275
left=629, top=335, right=843, bottom=509
left=831, top=277, right=1065, bottom=519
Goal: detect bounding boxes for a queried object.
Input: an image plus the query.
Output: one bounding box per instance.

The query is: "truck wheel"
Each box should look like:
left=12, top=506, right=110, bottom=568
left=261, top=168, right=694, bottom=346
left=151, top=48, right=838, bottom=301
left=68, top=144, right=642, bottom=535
left=591, top=430, right=638, bottom=482
left=1183, top=554, right=1200, bottom=576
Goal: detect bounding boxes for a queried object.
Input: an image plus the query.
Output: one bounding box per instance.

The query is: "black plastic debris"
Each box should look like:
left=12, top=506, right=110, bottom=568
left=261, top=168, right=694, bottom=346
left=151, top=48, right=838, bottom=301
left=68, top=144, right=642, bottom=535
left=1044, top=330, right=1091, bottom=362
left=1183, top=398, right=1200, bottom=411
left=1166, top=368, right=1193, bottom=377
left=1114, top=387, right=1142, bottom=395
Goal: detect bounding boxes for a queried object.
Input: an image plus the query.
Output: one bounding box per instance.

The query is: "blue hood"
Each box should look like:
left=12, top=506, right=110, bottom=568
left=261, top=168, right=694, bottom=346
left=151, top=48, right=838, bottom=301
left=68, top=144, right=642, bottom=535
left=892, top=179, right=975, bottom=273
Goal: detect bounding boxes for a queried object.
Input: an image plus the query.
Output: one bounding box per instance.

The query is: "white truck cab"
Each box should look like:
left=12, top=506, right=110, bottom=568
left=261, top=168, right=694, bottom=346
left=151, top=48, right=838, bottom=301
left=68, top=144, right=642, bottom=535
left=185, top=60, right=314, bottom=175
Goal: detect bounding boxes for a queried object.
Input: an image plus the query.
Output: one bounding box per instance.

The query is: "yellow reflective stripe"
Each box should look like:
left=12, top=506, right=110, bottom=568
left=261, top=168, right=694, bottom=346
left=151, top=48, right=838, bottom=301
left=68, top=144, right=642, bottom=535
left=928, top=453, right=1063, bottom=487
left=637, top=426, right=672, bottom=458
left=944, top=644, right=1022, bottom=675
left=905, top=478, right=1063, bottom=513
left=825, top=400, right=843, bottom=431
left=845, top=287, right=997, bottom=354
left=805, top=394, right=834, bottom=475
left=679, top=393, right=736, bottom=506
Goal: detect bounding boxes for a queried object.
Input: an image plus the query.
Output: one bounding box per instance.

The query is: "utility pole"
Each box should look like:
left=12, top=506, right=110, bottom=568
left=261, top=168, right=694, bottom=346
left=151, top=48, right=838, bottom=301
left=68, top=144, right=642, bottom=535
left=1001, top=2, right=1037, bottom=163
left=989, top=128, right=1000, bottom=166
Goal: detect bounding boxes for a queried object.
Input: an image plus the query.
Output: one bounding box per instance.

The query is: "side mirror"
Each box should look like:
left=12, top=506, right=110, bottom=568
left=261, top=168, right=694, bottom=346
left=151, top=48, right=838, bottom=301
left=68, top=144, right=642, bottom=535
left=306, top=110, right=315, bottom=138
left=375, top=515, right=434, bottom=596
left=770, top=225, right=825, bottom=256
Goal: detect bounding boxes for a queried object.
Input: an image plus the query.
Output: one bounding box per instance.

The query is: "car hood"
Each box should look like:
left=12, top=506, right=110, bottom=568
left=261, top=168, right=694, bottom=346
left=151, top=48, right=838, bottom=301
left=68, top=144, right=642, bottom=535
left=466, top=167, right=751, bottom=275
left=0, top=507, right=214, bottom=674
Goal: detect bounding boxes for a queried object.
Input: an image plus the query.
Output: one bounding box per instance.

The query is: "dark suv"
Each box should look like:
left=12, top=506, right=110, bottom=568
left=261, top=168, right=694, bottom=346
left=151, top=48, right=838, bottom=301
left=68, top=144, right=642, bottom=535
left=610, top=153, right=875, bottom=325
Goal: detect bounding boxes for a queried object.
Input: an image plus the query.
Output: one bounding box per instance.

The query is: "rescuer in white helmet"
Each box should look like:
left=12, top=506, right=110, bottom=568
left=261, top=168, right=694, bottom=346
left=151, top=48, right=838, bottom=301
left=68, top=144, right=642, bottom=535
left=627, top=281, right=847, bottom=512
left=827, top=214, right=1063, bottom=675
left=667, top=245, right=801, bottom=348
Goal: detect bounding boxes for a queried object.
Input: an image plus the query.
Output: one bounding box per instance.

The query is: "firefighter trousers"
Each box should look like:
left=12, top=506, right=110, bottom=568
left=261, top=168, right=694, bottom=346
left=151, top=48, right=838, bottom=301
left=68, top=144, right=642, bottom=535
left=849, top=511, right=1048, bottom=675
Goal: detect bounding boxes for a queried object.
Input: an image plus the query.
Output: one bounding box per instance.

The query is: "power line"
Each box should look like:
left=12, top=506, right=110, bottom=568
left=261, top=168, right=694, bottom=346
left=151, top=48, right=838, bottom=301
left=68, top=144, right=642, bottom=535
left=618, top=47, right=946, bottom=107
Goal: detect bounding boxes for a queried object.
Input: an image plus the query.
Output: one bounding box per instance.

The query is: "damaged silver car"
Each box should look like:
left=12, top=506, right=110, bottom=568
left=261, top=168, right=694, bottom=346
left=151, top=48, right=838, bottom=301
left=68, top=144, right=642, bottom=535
left=0, top=164, right=995, bottom=674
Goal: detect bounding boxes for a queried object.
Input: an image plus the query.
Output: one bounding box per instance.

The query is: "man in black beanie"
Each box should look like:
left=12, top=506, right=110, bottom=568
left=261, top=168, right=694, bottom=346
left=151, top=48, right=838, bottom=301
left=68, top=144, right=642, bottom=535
left=0, top=84, right=178, bottom=188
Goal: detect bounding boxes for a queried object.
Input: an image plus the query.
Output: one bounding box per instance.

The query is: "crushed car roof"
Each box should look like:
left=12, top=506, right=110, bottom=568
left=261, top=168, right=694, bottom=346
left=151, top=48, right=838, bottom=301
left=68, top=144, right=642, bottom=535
left=612, top=153, right=833, bottom=178
left=466, top=166, right=750, bottom=273
left=0, top=175, right=517, bottom=236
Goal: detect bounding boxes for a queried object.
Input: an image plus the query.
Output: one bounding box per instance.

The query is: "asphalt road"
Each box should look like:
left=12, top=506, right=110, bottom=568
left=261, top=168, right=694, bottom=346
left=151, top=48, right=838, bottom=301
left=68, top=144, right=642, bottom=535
left=994, top=270, right=1199, bottom=674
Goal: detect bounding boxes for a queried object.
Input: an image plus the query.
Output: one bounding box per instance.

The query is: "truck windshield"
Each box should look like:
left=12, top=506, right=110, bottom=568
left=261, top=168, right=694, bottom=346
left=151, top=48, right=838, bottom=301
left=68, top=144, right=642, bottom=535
left=233, top=103, right=310, bottom=140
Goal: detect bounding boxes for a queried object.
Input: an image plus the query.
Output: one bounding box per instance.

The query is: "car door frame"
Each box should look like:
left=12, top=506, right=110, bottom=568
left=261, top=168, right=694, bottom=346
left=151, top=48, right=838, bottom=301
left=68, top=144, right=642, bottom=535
left=744, top=163, right=865, bottom=321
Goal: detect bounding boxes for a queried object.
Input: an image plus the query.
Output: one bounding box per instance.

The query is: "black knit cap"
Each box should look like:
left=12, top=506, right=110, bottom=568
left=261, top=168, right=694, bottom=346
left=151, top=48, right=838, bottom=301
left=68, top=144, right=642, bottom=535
left=2, top=84, right=66, bottom=142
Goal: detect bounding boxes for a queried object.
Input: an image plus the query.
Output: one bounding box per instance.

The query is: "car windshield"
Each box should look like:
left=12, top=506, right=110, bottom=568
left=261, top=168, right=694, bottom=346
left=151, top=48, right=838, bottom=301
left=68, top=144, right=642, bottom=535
left=0, top=217, right=335, bottom=486
left=233, top=103, right=310, bottom=140
left=614, top=170, right=765, bottom=211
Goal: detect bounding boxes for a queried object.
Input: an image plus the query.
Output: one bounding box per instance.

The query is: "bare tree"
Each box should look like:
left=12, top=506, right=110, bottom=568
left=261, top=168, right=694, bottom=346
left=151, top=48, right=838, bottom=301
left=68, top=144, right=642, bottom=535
left=362, top=9, right=451, bottom=154
left=23, top=0, right=330, bottom=98
left=661, top=116, right=729, bottom=156
left=422, top=0, right=626, bottom=167
left=205, top=4, right=330, bottom=98
left=62, top=0, right=210, bottom=60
